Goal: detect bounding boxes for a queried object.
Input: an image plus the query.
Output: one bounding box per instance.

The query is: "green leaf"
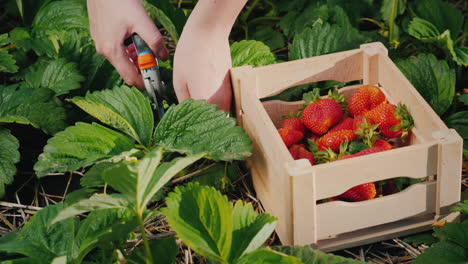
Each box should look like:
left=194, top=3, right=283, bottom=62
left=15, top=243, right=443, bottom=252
left=34, top=122, right=135, bottom=177
left=289, top=23, right=364, bottom=60
left=162, top=183, right=233, bottom=263
left=19, top=204, right=77, bottom=259
left=407, top=18, right=467, bottom=66
left=74, top=209, right=138, bottom=261
left=143, top=1, right=180, bottom=44
left=229, top=201, right=277, bottom=262
left=404, top=232, right=437, bottom=247
left=433, top=221, right=468, bottom=248
left=0, top=35, right=18, bottom=73
left=154, top=99, right=252, bottom=161
left=278, top=3, right=353, bottom=39
left=0, top=128, right=20, bottom=198
left=0, top=85, right=67, bottom=134
left=414, top=0, right=464, bottom=38
left=19, top=58, right=85, bottom=95
left=236, top=248, right=303, bottom=264
left=396, top=54, right=455, bottom=116
left=51, top=194, right=129, bottom=224
left=451, top=200, right=468, bottom=215
left=9, top=27, right=58, bottom=57
left=32, top=0, right=89, bottom=36
left=50, top=256, right=66, bottom=264
left=445, top=112, right=468, bottom=139
left=69, top=85, right=154, bottom=147
left=251, top=26, right=286, bottom=51
left=193, top=163, right=240, bottom=191
left=128, top=237, right=178, bottom=264
left=103, top=147, right=204, bottom=211
left=145, top=0, right=186, bottom=43
left=271, top=245, right=368, bottom=264
left=231, top=40, right=276, bottom=67
left=414, top=241, right=468, bottom=264
left=380, top=0, right=406, bottom=24
left=80, top=162, right=114, bottom=188
left=14, top=0, right=52, bottom=25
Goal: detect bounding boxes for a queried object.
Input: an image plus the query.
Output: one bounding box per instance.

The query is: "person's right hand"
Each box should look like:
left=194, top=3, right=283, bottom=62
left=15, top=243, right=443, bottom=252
left=87, top=0, right=168, bottom=88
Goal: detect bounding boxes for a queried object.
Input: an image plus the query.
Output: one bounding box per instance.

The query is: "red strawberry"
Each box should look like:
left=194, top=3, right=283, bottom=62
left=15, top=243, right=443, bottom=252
left=329, top=117, right=354, bottom=132
left=289, top=144, right=315, bottom=165
left=372, top=139, right=392, bottom=150
left=340, top=146, right=389, bottom=160
left=278, top=128, right=303, bottom=147
left=364, top=103, right=414, bottom=138
left=348, top=85, right=387, bottom=116
left=318, top=129, right=357, bottom=152
left=301, top=89, right=343, bottom=135
left=338, top=182, right=377, bottom=202
left=281, top=117, right=305, bottom=133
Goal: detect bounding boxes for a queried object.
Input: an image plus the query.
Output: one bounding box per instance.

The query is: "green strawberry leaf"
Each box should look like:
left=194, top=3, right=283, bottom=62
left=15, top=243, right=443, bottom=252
left=396, top=53, right=455, bottom=116
left=271, top=245, right=368, bottom=264
left=9, top=27, right=58, bottom=57
left=251, top=26, right=286, bottom=51
left=404, top=232, right=438, bottom=247
left=69, top=85, right=154, bottom=147
left=229, top=201, right=277, bottom=262
left=445, top=111, right=468, bottom=139
left=380, top=0, right=406, bottom=24
left=413, top=0, right=464, bottom=38
left=32, top=0, right=89, bottom=36
left=0, top=34, right=19, bottom=73
left=34, top=122, right=135, bottom=177
left=407, top=18, right=467, bottom=66
left=128, top=237, right=178, bottom=264
left=278, top=3, right=353, bottom=39
left=231, top=40, right=276, bottom=67
left=14, top=0, right=52, bottom=25
left=0, top=84, right=67, bottom=134
left=236, top=248, right=303, bottom=264
left=103, top=147, right=204, bottom=209
left=145, top=0, right=186, bottom=43
left=0, top=203, right=137, bottom=263
left=154, top=99, right=252, bottom=161
left=414, top=241, right=468, bottom=264
left=0, top=128, right=20, bottom=198
left=451, top=200, right=468, bottom=215
left=162, top=183, right=233, bottom=263
left=289, top=23, right=364, bottom=60
left=433, top=221, right=468, bottom=249
left=18, top=58, right=85, bottom=95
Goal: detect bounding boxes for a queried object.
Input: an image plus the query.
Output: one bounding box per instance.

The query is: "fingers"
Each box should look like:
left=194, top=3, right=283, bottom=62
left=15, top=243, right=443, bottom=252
left=134, top=18, right=169, bottom=61
left=100, top=42, right=144, bottom=89
left=173, top=75, right=191, bottom=102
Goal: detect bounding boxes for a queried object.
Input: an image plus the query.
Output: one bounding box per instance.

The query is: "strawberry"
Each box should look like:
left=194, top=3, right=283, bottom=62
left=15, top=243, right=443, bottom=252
left=340, top=146, right=389, bottom=160
left=329, top=117, right=354, bottom=132
left=337, top=182, right=377, bottom=202
left=348, top=85, right=387, bottom=116
left=289, top=144, right=315, bottom=165
left=364, top=103, right=414, bottom=138
left=372, top=139, right=392, bottom=150
left=278, top=128, right=303, bottom=147
left=281, top=117, right=305, bottom=133
left=301, top=89, right=343, bottom=135
left=318, top=129, right=357, bottom=152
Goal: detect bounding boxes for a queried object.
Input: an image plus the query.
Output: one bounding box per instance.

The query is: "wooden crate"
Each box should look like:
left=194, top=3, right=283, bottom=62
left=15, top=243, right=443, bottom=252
left=230, top=42, right=463, bottom=252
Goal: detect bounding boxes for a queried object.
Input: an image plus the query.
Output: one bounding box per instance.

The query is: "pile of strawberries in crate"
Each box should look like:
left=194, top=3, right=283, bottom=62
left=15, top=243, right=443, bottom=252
left=277, top=85, right=415, bottom=202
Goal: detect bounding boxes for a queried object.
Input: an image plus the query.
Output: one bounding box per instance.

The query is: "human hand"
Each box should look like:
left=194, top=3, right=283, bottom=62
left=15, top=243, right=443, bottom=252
left=173, top=0, right=247, bottom=112
left=87, top=0, right=168, bottom=88
left=173, top=25, right=232, bottom=112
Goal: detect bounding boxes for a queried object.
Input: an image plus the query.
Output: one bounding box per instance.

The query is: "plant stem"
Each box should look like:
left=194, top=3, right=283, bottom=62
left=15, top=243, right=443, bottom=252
left=388, top=0, right=398, bottom=45
left=241, top=0, right=261, bottom=23
left=137, top=211, right=153, bottom=264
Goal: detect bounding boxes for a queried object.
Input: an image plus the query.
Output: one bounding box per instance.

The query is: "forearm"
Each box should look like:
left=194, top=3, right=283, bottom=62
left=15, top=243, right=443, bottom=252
left=186, top=0, right=248, bottom=37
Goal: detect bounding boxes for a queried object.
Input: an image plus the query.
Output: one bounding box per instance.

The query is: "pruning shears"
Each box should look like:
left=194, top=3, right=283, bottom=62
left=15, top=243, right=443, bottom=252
left=131, top=33, right=165, bottom=120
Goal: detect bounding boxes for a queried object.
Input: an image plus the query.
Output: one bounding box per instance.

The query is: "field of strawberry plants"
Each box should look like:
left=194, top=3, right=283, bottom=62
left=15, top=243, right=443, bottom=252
left=0, top=0, right=467, bottom=263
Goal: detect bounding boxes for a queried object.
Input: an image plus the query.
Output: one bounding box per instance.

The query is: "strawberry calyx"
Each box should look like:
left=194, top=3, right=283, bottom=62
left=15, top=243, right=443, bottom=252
left=354, top=117, right=380, bottom=147
left=302, top=88, right=322, bottom=105
left=390, top=103, right=414, bottom=138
